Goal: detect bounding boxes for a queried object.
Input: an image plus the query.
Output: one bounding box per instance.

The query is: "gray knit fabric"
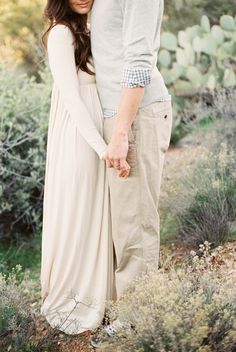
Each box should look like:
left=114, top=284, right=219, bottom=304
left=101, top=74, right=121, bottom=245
left=90, top=0, right=170, bottom=114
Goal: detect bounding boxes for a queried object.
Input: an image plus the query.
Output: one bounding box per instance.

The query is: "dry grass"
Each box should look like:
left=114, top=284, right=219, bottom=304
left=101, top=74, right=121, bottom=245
left=96, top=242, right=236, bottom=352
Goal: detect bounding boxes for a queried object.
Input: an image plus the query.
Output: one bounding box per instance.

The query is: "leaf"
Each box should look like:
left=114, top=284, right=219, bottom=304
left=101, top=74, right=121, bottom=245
left=206, top=75, right=217, bottom=90
left=211, top=25, right=225, bottom=45
left=201, top=34, right=218, bottom=56
left=161, top=32, right=178, bottom=51
left=220, top=15, right=235, bottom=32
left=174, top=79, right=195, bottom=95
left=186, top=66, right=203, bottom=86
left=201, top=15, right=210, bottom=33
left=193, top=36, right=202, bottom=53
left=176, top=48, right=188, bottom=67
left=223, top=69, right=236, bottom=87
left=158, top=49, right=172, bottom=68
left=178, top=30, right=190, bottom=48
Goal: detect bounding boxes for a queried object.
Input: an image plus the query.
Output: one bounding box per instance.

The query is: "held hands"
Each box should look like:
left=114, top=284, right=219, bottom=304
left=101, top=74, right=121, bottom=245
left=100, top=130, right=131, bottom=178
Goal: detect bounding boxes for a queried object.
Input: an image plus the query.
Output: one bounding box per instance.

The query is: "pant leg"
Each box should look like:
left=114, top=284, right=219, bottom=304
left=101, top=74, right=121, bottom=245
left=103, top=100, right=173, bottom=298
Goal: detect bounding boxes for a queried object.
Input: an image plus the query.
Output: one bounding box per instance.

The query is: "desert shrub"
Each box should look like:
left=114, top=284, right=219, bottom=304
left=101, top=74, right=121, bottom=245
left=0, top=0, right=45, bottom=74
left=170, top=86, right=236, bottom=144
left=0, top=236, right=41, bottom=276
left=166, top=142, right=236, bottom=248
left=201, top=0, right=236, bottom=23
left=0, top=264, right=76, bottom=352
left=191, top=87, right=236, bottom=148
left=164, top=0, right=236, bottom=32
left=0, top=265, right=38, bottom=351
left=0, top=65, right=51, bottom=242
left=97, top=242, right=236, bottom=352
left=160, top=86, right=236, bottom=248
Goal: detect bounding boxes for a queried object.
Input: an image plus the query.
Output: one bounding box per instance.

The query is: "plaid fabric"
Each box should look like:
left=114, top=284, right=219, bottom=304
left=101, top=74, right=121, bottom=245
left=120, top=67, right=152, bottom=88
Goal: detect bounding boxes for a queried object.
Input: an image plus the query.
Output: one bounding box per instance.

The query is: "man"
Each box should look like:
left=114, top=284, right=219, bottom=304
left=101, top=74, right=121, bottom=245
left=90, top=0, right=173, bottom=339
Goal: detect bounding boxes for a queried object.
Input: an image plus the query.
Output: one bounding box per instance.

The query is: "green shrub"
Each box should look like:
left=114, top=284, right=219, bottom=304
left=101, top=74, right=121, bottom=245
left=0, top=0, right=45, bottom=74
left=164, top=0, right=236, bottom=32
left=160, top=90, right=236, bottom=248
left=0, top=236, right=41, bottom=276
left=96, top=243, right=236, bottom=352
left=166, top=142, right=236, bottom=249
left=0, top=265, right=37, bottom=351
left=0, top=264, right=72, bottom=352
left=0, top=65, right=51, bottom=241
left=193, top=88, right=236, bottom=148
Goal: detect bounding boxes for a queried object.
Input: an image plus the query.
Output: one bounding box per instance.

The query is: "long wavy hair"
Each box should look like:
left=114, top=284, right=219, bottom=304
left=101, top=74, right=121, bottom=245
left=41, top=0, right=94, bottom=75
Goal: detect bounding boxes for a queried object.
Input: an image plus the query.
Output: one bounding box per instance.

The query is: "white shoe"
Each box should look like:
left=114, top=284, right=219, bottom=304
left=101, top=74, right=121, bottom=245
left=90, top=319, right=133, bottom=349
left=104, top=318, right=128, bottom=336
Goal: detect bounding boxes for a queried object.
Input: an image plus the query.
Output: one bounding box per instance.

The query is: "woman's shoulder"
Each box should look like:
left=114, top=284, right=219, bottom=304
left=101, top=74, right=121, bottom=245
left=48, top=23, right=73, bottom=43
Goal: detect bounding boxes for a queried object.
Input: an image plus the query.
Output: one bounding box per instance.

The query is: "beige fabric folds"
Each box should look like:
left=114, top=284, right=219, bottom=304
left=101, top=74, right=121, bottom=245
left=40, top=78, right=114, bottom=335
left=104, top=100, right=173, bottom=298
left=40, top=24, right=114, bottom=335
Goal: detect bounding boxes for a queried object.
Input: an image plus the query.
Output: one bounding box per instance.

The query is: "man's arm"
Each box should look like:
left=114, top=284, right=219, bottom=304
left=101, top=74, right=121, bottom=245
left=107, top=0, right=160, bottom=170
left=107, top=87, right=144, bottom=172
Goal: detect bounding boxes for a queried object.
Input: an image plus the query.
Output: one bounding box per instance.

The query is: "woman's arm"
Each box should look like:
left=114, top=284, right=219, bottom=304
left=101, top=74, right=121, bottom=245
left=47, top=24, right=107, bottom=158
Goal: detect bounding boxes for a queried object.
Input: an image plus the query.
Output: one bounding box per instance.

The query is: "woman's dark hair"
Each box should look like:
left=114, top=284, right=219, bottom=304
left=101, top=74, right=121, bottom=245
left=41, top=0, right=94, bottom=75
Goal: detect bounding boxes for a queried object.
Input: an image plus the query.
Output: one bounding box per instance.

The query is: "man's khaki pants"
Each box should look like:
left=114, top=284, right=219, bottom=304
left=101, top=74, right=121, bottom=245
left=103, top=100, right=173, bottom=300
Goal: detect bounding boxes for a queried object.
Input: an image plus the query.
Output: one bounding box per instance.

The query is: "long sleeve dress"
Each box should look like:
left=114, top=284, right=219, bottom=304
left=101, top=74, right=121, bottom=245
left=40, top=24, right=114, bottom=335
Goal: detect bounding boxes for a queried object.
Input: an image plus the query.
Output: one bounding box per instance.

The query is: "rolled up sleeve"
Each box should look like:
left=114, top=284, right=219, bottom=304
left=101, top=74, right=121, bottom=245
left=119, top=0, right=160, bottom=88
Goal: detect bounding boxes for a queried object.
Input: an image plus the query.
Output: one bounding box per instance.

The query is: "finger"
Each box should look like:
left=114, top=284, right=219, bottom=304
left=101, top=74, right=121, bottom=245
left=100, top=152, right=107, bottom=160
left=118, top=164, right=131, bottom=178
left=100, top=150, right=112, bottom=168
left=124, top=169, right=130, bottom=178
left=105, top=157, right=113, bottom=168
left=113, top=160, right=121, bottom=170
left=123, top=160, right=131, bottom=172
left=119, top=157, right=127, bottom=170
left=122, top=170, right=130, bottom=179
left=124, top=164, right=131, bottom=178
left=117, top=168, right=127, bottom=178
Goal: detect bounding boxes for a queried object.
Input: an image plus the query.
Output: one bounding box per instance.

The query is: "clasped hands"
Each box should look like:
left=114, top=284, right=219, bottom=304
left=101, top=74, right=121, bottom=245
left=100, top=129, right=131, bottom=178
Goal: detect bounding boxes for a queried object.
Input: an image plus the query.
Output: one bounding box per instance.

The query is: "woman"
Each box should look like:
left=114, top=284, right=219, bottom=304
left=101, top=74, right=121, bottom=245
left=40, top=0, right=129, bottom=335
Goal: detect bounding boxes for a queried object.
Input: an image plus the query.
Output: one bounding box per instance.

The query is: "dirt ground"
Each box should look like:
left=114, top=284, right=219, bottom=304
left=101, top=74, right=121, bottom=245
left=31, top=240, right=236, bottom=352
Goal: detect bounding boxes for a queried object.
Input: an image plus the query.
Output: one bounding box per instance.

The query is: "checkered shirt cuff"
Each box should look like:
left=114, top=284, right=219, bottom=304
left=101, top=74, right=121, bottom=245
left=120, top=67, right=152, bottom=88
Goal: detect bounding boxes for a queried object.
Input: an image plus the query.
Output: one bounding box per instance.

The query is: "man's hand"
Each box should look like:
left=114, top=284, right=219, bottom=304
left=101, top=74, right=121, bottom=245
left=108, top=128, right=129, bottom=166
left=105, top=87, right=144, bottom=178
left=100, top=129, right=131, bottom=178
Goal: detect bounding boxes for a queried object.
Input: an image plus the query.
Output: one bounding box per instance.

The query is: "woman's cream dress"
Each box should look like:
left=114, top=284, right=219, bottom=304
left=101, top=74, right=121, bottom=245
left=40, top=24, right=114, bottom=335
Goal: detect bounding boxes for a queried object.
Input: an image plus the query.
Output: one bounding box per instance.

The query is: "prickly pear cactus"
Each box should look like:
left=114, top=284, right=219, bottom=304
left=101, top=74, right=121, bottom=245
left=159, top=14, right=236, bottom=142
left=159, top=15, right=236, bottom=95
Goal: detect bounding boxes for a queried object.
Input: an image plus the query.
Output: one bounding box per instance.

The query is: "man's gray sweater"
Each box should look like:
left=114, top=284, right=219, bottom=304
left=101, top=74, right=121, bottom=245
left=90, top=0, right=170, bottom=114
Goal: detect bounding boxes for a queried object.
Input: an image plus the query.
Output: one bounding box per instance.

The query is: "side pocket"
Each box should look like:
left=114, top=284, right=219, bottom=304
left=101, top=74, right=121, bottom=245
left=128, top=127, right=135, bottom=143
left=127, top=121, right=138, bottom=176
left=158, top=107, right=173, bottom=153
